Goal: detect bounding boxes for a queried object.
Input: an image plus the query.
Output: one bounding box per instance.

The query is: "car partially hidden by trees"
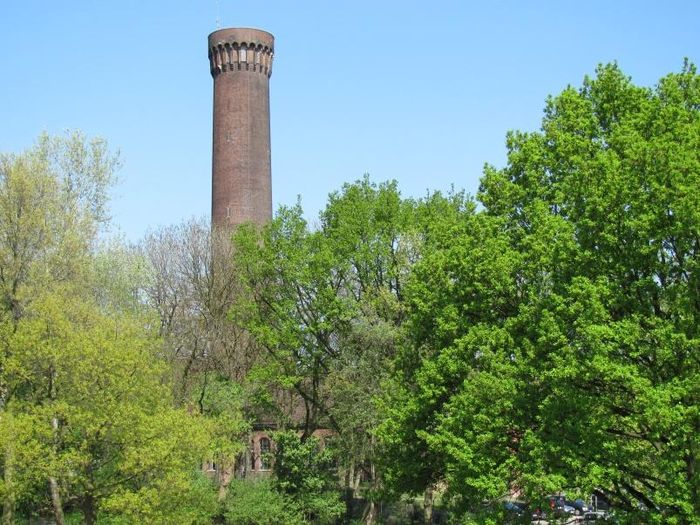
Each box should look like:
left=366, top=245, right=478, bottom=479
left=546, top=494, right=577, bottom=517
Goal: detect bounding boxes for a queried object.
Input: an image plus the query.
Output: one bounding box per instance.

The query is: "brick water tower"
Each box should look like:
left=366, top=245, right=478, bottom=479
left=208, top=28, right=274, bottom=228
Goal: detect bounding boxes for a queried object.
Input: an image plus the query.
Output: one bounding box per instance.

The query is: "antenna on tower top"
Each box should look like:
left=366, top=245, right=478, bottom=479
left=215, top=0, right=221, bottom=29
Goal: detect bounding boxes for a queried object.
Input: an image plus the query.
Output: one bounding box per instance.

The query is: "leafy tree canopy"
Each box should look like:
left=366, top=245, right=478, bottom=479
left=379, top=62, right=700, bottom=523
left=0, top=133, right=217, bottom=525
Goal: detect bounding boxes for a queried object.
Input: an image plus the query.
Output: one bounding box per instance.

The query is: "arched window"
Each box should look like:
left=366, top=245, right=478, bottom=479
left=259, top=437, right=271, bottom=470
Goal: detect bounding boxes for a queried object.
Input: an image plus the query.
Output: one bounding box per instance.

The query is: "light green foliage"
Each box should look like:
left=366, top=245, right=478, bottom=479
left=0, top=131, right=117, bottom=323
left=0, top=134, right=217, bottom=524
left=100, top=472, right=218, bottom=525
left=0, top=410, right=47, bottom=512
left=2, top=278, right=215, bottom=523
left=380, top=62, right=700, bottom=523
left=90, top=240, right=150, bottom=315
left=0, top=131, right=122, bottom=523
left=199, top=376, right=249, bottom=467
left=232, top=178, right=420, bottom=518
left=232, top=202, right=343, bottom=430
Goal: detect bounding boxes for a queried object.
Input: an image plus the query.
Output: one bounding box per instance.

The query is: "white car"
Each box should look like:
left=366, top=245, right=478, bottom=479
left=583, top=510, right=611, bottom=522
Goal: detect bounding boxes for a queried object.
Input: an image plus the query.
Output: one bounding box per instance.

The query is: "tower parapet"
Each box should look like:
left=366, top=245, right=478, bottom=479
left=208, top=28, right=274, bottom=229
left=208, top=28, right=274, bottom=77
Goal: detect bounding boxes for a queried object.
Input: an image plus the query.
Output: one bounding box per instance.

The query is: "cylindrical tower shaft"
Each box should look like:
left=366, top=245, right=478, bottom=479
left=208, top=28, right=274, bottom=228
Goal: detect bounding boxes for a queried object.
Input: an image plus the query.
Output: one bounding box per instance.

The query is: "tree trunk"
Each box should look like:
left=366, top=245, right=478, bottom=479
left=345, top=461, right=356, bottom=523
left=364, top=462, right=377, bottom=525
left=82, top=493, right=96, bottom=525
left=2, top=444, right=14, bottom=525
left=352, top=472, right=362, bottom=496
left=424, top=485, right=434, bottom=525
left=350, top=460, right=361, bottom=498
left=689, top=416, right=699, bottom=519
left=49, top=416, right=66, bottom=525
left=49, top=475, right=66, bottom=525
left=364, top=501, right=377, bottom=525
left=217, top=459, right=233, bottom=501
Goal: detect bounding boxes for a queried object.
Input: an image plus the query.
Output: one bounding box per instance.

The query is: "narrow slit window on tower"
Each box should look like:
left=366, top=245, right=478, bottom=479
left=239, top=47, right=247, bottom=63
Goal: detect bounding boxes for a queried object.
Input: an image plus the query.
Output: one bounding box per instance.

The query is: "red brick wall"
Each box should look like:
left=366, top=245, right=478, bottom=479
left=208, top=28, right=274, bottom=228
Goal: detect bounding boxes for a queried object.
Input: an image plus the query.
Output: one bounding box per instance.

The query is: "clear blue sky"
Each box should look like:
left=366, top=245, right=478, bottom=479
left=1, top=1, right=698, bottom=240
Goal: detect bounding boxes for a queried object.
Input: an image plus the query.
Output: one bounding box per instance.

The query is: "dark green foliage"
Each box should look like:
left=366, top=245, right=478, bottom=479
left=224, top=479, right=302, bottom=525
left=379, top=62, right=700, bottom=523
left=222, top=432, right=345, bottom=525
left=272, top=431, right=344, bottom=524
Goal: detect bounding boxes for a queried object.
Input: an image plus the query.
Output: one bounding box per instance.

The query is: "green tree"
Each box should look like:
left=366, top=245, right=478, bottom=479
left=232, top=178, right=419, bottom=521
left=0, top=131, right=119, bottom=524
left=232, top=202, right=352, bottom=435
left=0, top=131, right=117, bottom=323
left=272, top=431, right=344, bottom=524
left=198, top=375, right=250, bottom=499
left=318, top=177, right=417, bottom=520
left=224, top=478, right=303, bottom=525
left=2, top=289, right=215, bottom=524
left=0, top=134, right=218, bottom=524
left=380, top=62, right=700, bottom=523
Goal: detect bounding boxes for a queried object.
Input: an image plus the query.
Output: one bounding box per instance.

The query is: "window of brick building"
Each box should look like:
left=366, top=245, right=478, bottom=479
left=259, top=437, right=271, bottom=470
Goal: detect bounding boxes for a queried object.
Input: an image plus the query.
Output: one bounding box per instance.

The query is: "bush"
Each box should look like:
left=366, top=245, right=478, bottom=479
left=272, top=431, right=344, bottom=524
left=224, top=479, right=303, bottom=525
left=99, top=472, right=219, bottom=524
